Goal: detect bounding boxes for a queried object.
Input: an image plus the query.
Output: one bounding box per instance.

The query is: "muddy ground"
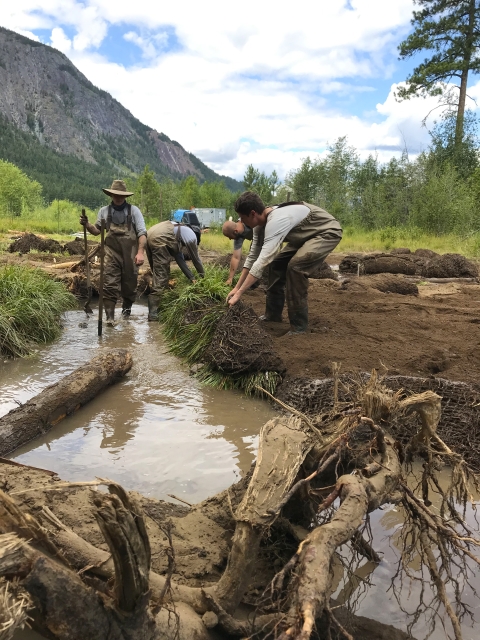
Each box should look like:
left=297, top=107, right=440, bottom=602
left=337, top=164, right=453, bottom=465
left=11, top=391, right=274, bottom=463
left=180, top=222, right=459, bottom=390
left=243, top=254, right=480, bottom=385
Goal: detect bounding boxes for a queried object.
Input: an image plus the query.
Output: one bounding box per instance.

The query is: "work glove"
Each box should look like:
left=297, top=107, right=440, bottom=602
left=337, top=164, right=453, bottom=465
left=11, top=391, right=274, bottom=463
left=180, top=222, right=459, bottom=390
left=80, top=213, right=89, bottom=227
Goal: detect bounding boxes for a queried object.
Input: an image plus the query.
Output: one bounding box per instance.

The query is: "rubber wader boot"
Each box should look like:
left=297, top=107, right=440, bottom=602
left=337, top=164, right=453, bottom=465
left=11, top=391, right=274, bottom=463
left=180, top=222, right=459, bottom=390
left=121, top=300, right=132, bottom=317
left=147, top=296, right=160, bottom=322
left=259, top=293, right=284, bottom=323
left=104, top=299, right=116, bottom=327
left=287, top=307, right=309, bottom=334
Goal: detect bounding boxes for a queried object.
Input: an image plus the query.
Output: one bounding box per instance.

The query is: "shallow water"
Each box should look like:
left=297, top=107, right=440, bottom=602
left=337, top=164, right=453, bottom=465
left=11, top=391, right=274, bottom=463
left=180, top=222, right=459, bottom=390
left=0, top=303, right=275, bottom=503
left=3, top=304, right=479, bottom=640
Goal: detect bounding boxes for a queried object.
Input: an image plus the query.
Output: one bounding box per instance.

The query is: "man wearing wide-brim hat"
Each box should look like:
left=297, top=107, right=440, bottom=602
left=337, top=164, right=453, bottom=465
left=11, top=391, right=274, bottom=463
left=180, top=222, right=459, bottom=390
left=80, top=180, right=147, bottom=325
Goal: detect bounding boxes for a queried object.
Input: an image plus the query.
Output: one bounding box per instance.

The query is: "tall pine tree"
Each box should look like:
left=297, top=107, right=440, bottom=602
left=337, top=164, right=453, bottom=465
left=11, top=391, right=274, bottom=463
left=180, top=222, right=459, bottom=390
left=397, top=0, right=480, bottom=151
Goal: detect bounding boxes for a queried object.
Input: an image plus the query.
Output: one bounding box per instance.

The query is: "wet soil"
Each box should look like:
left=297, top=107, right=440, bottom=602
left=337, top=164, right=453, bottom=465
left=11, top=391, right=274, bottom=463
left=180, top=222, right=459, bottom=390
left=244, top=272, right=480, bottom=384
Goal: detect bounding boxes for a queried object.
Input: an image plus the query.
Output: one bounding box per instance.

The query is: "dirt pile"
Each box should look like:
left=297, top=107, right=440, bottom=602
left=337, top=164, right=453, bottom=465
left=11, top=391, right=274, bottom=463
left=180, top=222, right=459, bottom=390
left=205, top=302, right=285, bottom=375
left=340, top=274, right=418, bottom=295
left=340, top=253, right=418, bottom=275
left=423, top=253, right=478, bottom=278
left=8, top=233, right=62, bottom=254
left=339, top=250, right=478, bottom=279
left=63, top=238, right=95, bottom=255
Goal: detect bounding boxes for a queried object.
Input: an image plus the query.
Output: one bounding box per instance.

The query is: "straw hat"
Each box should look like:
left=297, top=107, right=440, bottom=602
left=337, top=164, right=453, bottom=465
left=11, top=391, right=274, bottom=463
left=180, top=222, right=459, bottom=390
left=102, top=179, right=134, bottom=197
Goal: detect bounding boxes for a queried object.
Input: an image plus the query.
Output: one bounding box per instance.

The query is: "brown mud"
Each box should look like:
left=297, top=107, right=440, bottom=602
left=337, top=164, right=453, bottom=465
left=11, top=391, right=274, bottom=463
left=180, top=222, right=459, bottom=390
left=245, top=272, right=480, bottom=384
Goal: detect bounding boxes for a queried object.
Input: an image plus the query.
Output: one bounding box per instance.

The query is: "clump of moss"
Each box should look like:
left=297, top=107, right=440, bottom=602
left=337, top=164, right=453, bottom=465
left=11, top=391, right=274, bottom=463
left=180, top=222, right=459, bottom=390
left=0, top=265, right=77, bottom=357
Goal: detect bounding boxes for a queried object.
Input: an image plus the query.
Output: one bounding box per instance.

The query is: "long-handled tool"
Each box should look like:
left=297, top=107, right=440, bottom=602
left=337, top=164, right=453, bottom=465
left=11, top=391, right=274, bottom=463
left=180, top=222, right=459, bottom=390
left=82, top=209, right=93, bottom=315
left=98, top=219, right=106, bottom=336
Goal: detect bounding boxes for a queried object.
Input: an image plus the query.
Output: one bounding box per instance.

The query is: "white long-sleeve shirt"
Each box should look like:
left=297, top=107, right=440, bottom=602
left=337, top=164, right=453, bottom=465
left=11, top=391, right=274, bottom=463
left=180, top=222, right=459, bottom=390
left=243, top=204, right=341, bottom=279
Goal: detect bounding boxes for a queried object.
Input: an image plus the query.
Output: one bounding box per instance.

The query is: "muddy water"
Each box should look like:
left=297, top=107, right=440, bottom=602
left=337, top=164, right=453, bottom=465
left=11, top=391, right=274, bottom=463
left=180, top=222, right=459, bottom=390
left=0, top=304, right=275, bottom=503
left=3, top=305, right=480, bottom=640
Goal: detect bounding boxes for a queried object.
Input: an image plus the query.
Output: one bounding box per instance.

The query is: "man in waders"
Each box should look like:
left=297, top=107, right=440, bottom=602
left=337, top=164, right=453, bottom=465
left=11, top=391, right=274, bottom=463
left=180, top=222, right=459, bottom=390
left=146, top=220, right=204, bottom=321
left=226, top=191, right=342, bottom=334
left=80, top=180, right=147, bottom=326
left=222, top=220, right=253, bottom=285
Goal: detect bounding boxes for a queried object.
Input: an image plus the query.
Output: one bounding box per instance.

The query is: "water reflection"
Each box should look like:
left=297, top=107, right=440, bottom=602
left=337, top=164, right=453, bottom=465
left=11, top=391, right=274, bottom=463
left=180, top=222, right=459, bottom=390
left=0, top=304, right=275, bottom=503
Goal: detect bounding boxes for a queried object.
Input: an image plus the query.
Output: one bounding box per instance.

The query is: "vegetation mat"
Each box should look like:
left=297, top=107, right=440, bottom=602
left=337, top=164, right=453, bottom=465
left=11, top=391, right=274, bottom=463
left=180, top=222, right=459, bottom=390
left=158, top=266, right=284, bottom=394
left=0, top=265, right=77, bottom=357
left=277, top=373, right=480, bottom=473
left=339, top=251, right=478, bottom=278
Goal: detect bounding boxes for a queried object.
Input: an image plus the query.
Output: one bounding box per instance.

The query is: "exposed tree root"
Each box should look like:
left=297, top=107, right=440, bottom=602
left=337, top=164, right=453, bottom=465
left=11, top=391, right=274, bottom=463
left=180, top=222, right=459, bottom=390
left=0, top=372, right=478, bottom=639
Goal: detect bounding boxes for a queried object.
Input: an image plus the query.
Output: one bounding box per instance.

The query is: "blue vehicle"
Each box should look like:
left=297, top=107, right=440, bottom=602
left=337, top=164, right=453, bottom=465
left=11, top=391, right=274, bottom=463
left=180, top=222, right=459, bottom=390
left=171, top=209, right=201, bottom=226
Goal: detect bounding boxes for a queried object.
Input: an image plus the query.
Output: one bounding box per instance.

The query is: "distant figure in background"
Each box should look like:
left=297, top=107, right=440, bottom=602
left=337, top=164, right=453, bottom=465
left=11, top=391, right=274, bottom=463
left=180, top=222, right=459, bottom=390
left=146, top=220, right=204, bottom=321
left=222, top=220, right=254, bottom=285
left=80, top=180, right=146, bottom=326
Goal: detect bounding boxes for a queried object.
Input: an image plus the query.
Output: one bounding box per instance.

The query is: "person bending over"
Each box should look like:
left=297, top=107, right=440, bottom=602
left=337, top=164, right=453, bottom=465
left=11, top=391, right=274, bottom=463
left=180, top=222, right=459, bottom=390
left=226, top=191, right=342, bottom=334
left=146, top=220, right=204, bottom=321
left=222, top=220, right=253, bottom=285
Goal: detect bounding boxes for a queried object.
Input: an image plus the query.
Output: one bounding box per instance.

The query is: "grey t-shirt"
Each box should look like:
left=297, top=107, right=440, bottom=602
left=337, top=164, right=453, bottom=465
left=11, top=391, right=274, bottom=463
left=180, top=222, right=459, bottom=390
left=96, top=204, right=147, bottom=238
left=233, top=224, right=253, bottom=251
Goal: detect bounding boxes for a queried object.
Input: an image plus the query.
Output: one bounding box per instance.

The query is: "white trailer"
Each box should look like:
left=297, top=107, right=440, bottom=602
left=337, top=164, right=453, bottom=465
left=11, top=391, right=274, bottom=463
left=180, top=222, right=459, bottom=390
left=193, top=208, right=226, bottom=228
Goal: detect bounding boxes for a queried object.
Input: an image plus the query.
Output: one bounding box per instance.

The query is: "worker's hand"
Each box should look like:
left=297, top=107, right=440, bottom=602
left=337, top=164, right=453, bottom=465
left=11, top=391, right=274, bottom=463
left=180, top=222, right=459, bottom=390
left=227, top=290, right=242, bottom=307
left=134, top=251, right=145, bottom=266
left=226, top=287, right=238, bottom=303
left=191, top=279, right=197, bottom=284
left=80, top=213, right=89, bottom=227
left=225, top=277, right=233, bottom=285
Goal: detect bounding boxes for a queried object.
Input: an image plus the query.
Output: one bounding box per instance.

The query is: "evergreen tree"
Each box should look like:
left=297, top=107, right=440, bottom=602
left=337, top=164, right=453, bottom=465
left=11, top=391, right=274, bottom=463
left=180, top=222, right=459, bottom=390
left=397, top=0, right=480, bottom=151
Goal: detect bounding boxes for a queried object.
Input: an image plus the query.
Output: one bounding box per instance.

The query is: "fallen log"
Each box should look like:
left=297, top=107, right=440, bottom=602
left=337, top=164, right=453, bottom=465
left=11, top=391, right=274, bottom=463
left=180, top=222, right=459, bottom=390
left=0, top=349, right=132, bottom=457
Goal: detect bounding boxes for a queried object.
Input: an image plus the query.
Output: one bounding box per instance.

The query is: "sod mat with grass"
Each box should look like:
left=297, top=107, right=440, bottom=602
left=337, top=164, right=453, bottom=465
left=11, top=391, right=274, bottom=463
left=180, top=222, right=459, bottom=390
left=158, top=266, right=283, bottom=394
left=0, top=265, right=77, bottom=358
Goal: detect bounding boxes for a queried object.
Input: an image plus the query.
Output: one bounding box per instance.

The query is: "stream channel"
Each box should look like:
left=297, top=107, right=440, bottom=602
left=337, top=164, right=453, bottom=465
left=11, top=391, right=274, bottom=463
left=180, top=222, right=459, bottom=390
left=1, top=303, right=479, bottom=640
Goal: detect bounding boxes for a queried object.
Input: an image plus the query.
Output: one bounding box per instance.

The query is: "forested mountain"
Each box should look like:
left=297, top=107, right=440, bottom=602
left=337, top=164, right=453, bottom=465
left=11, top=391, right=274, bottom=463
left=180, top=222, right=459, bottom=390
left=0, top=27, right=242, bottom=205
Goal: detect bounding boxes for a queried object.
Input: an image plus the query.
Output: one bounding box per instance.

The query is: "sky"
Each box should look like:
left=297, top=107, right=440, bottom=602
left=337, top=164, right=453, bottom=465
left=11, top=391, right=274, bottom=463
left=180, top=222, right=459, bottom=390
left=2, top=0, right=480, bottom=181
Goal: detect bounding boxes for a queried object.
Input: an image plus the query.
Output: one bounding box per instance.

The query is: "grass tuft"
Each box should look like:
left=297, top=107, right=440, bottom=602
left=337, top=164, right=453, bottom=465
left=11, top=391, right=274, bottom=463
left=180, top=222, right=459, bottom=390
left=0, top=265, right=77, bottom=358
left=158, top=266, right=281, bottom=395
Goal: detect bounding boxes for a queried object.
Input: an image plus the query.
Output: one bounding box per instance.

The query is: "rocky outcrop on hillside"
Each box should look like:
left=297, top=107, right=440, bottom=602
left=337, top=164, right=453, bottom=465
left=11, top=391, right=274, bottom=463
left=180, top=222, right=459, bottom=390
left=0, top=27, right=241, bottom=189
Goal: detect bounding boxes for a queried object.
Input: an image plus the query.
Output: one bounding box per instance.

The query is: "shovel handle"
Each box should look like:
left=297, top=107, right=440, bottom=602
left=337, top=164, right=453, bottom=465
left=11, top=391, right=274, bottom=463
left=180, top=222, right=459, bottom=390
left=98, top=219, right=105, bottom=336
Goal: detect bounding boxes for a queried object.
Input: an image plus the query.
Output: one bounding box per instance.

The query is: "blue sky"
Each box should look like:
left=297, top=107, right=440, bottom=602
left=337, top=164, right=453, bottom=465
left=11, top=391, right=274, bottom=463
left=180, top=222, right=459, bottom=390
left=3, top=0, right=480, bottom=179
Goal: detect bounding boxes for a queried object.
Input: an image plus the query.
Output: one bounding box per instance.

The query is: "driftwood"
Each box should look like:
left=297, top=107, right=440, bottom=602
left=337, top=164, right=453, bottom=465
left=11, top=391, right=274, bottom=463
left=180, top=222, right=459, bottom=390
left=0, top=349, right=132, bottom=457
left=0, top=372, right=477, bottom=640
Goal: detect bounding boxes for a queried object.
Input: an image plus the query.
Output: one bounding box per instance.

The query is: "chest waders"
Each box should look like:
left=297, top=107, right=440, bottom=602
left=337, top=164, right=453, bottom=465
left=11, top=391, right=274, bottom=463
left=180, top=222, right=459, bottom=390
left=263, top=202, right=342, bottom=334
left=103, top=205, right=139, bottom=324
left=145, top=222, right=179, bottom=321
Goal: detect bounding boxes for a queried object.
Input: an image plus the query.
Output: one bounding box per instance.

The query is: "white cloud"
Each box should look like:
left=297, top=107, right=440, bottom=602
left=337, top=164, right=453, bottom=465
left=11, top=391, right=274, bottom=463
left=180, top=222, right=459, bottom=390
left=3, top=0, right=477, bottom=180
left=50, top=27, right=71, bottom=53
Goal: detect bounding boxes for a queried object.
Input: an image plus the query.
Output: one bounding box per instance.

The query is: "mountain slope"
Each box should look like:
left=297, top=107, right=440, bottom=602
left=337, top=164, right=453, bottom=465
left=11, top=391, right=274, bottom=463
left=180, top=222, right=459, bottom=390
left=0, top=27, right=242, bottom=205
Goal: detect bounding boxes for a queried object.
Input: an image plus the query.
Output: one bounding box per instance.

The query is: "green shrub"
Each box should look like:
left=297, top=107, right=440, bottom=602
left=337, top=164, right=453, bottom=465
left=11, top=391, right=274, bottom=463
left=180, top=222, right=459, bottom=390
left=0, top=265, right=77, bottom=357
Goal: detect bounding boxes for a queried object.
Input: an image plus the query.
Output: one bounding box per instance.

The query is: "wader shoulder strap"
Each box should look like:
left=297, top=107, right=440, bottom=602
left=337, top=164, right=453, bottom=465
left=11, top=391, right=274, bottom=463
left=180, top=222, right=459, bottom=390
left=106, top=204, right=134, bottom=232
left=275, top=201, right=304, bottom=209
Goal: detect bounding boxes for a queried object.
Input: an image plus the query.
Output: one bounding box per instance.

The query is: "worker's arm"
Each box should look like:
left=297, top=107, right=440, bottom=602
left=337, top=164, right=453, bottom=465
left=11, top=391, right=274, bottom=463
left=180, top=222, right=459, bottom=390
left=226, top=248, right=242, bottom=284
left=173, top=252, right=196, bottom=282
left=226, top=270, right=258, bottom=306
left=184, top=240, right=205, bottom=278
left=79, top=212, right=101, bottom=236
left=135, top=234, right=146, bottom=266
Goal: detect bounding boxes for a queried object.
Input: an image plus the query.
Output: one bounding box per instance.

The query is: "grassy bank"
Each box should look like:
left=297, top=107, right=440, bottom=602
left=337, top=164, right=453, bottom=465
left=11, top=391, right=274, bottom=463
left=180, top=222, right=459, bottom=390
left=0, top=265, right=77, bottom=357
